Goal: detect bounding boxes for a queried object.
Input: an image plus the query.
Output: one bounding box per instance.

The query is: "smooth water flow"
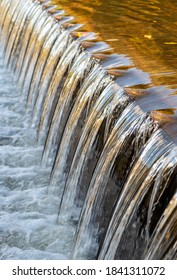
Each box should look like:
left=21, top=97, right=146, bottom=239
left=0, top=0, right=176, bottom=260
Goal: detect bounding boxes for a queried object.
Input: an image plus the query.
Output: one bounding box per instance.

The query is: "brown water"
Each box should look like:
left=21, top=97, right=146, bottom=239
left=52, top=0, right=177, bottom=140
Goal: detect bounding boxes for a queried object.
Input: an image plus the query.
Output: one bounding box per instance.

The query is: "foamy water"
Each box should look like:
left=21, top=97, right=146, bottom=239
left=0, top=50, right=75, bottom=260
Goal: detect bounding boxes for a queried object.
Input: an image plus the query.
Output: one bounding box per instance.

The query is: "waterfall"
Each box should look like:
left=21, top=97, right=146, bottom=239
left=0, top=0, right=176, bottom=260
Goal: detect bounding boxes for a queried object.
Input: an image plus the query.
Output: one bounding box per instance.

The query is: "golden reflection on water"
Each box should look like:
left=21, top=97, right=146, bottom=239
left=51, top=0, right=177, bottom=85
left=51, top=0, right=177, bottom=136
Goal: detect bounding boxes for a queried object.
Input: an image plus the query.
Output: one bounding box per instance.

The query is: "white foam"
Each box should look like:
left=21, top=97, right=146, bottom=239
left=0, top=50, right=76, bottom=260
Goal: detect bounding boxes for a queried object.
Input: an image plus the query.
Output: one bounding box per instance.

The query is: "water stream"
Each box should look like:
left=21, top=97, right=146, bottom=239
left=0, top=0, right=176, bottom=260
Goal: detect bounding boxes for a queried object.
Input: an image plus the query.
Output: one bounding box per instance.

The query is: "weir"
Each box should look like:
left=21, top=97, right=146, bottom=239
left=0, top=0, right=176, bottom=259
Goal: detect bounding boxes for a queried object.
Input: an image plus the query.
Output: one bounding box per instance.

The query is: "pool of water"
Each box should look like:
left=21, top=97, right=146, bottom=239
left=52, top=0, right=177, bottom=140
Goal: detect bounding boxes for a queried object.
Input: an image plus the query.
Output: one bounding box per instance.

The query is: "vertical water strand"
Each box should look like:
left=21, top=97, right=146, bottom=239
left=26, top=29, right=60, bottom=108
left=26, top=16, right=65, bottom=112
left=50, top=65, right=111, bottom=192
left=23, top=5, right=73, bottom=104
left=98, top=131, right=177, bottom=259
left=14, top=3, right=45, bottom=78
left=31, top=31, right=75, bottom=129
left=6, top=3, right=38, bottom=70
left=112, top=149, right=177, bottom=260
left=19, top=8, right=53, bottom=94
left=0, top=0, right=22, bottom=53
left=4, top=1, right=39, bottom=62
left=17, top=3, right=50, bottom=85
left=56, top=84, right=129, bottom=222
left=4, top=0, right=34, bottom=67
left=146, top=154, right=177, bottom=240
left=72, top=105, right=155, bottom=259
left=0, top=0, right=11, bottom=34
left=145, top=193, right=177, bottom=259
left=40, top=50, right=93, bottom=166
left=21, top=15, right=59, bottom=104
left=0, top=0, right=14, bottom=40
left=8, top=1, right=51, bottom=69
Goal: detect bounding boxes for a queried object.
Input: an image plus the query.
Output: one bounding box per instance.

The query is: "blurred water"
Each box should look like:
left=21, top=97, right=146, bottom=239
left=0, top=50, right=75, bottom=260
left=0, top=0, right=176, bottom=260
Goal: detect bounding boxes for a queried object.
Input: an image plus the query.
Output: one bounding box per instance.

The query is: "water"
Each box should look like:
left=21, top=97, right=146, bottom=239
left=52, top=0, right=177, bottom=89
left=52, top=0, right=177, bottom=141
left=0, top=50, right=76, bottom=259
left=0, top=0, right=176, bottom=260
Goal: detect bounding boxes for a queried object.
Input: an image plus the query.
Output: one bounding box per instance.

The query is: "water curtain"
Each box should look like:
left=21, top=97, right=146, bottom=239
left=0, top=0, right=176, bottom=259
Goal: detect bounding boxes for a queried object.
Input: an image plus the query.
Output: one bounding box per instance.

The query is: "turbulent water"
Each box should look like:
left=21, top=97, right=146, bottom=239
left=0, top=49, right=76, bottom=259
left=0, top=0, right=176, bottom=260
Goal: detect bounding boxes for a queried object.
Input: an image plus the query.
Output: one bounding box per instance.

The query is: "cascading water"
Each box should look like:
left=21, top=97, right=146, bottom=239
left=0, top=0, right=176, bottom=260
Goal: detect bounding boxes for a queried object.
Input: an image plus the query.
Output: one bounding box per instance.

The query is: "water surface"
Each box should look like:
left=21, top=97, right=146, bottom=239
left=52, top=0, right=177, bottom=140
